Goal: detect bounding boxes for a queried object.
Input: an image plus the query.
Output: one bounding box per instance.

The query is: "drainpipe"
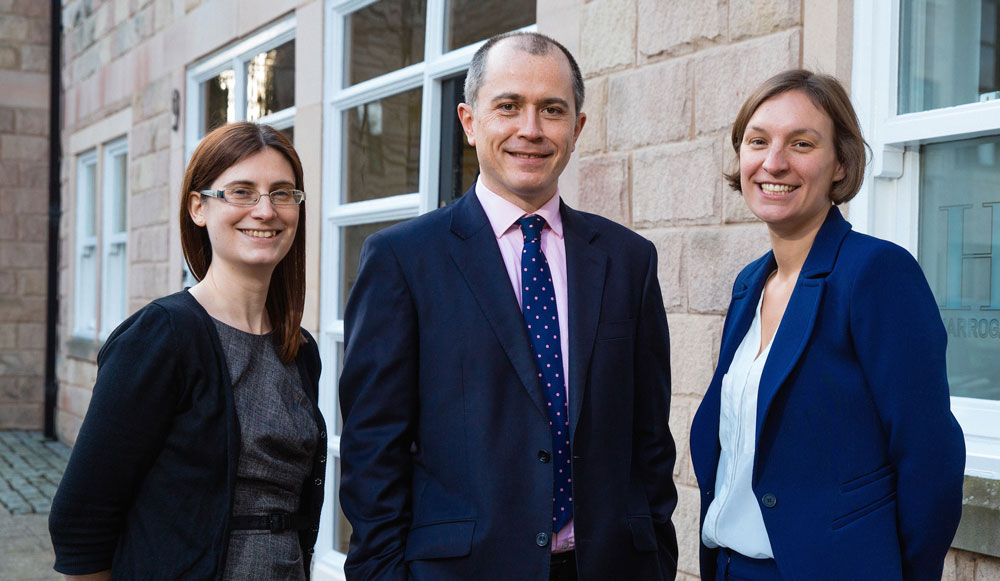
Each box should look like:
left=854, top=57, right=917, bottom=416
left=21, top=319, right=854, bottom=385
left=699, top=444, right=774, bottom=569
left=44, top=0, right=62, bottom=440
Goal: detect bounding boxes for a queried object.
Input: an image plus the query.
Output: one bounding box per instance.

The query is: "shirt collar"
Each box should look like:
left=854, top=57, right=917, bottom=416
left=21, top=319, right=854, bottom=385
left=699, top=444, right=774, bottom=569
left=475, top=177, right=564, bottom=240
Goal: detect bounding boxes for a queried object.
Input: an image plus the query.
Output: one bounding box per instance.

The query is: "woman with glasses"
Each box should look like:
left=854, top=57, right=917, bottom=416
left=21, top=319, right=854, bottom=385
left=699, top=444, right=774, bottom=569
left=49, top=122, right=326, bottom=580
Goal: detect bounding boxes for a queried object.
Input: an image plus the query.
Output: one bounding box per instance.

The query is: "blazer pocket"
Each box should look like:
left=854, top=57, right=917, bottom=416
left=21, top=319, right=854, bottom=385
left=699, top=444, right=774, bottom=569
left=626, top=515, right=658, bottom=552
left=597, top=318, right=635, bottom=341
left=404, top=519, right=476, bottom=561
left=833, top=465, right=897, bottom=530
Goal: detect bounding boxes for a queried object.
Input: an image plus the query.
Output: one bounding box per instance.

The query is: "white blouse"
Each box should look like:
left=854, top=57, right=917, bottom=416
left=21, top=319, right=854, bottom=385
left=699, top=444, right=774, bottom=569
left=701, top=289, right=776, bottom=559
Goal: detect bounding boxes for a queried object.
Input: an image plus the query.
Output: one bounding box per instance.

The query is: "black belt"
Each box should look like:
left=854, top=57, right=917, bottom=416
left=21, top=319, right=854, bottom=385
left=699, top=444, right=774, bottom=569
left=230, top=512, right=312, bottom=533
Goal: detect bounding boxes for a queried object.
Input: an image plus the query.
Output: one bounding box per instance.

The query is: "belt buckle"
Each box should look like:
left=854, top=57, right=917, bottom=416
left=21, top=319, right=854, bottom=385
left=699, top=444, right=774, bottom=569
left=268, top=513, right=287, bottom=533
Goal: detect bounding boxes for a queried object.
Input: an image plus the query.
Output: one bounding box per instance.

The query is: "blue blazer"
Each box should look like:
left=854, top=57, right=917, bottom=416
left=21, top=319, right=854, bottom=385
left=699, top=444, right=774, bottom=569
left=339, top=190, right=678, bottom=580
left=690, top=207, right=965, bottom=580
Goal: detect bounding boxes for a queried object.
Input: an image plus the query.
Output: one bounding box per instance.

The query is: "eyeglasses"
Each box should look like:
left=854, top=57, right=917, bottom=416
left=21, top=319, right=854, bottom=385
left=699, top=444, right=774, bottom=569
left=200, top=188, right=305, bottom=207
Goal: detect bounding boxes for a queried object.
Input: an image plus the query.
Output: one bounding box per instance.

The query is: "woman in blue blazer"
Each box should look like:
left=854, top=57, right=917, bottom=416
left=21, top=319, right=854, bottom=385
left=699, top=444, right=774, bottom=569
left=690, top=70, right=966, bottom=580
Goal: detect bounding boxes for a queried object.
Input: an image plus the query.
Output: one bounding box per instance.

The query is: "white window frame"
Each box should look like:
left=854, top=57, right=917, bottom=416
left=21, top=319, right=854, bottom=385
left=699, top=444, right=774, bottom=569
left=73, top=150, right=99, bottom=339
left=100, top=137, right=129, bottom=340
left=184, top=13, right=297, bottom=160
left=316, top=1, right=533, bottom=576
left=853, top=0, right=1000, bottom=479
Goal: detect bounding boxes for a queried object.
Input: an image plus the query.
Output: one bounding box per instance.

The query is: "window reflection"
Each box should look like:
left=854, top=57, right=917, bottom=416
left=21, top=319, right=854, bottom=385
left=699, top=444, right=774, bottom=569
left=202, top=69, right=235, bottom=136
left=918, top=135, right=1000, bottom=400
left=340, top=220, right=404, bottom=317
left=347, top=0, right=427, bottom=85
left=444, top=0, right=535, bottom=52
left=247, top=40, right=296, bottom=122
left=344, top=89, right=422, bottom=203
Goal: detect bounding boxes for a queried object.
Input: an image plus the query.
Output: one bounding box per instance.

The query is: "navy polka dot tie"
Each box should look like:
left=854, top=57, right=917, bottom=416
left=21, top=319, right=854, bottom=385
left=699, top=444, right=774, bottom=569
left=518, top=215, right=573, bottom=532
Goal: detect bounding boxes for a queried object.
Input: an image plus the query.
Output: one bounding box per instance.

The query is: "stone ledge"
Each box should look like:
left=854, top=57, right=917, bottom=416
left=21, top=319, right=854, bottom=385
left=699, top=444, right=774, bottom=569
left=953, top=475, right=1000, bottom=558
left=65, top=336, right=101, bottom=362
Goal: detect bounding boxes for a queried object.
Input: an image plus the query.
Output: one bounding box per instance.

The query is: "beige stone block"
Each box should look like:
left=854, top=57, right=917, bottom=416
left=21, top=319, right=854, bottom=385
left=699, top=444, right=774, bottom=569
left=14, top=108, right=48, bottom=136
left=0, top=215, right=15, bottom=240
left=0, top=187, right=47, bottom=214
left=1, top=134, right=46, bottom=161
left=128, top=262, right=169, bottom=300
left=17, top=214, right=48, bottom=242
left=13, top=0, right=48, bottom=18
left=686, top=224, right=770, bottom=314
left=56, top=409, right=84, bottom=446
left=132, top=224, right=169, bottom=262
left=17, top=269, right=44, bottom=296
left=638, top=0, right=726, bottom=59
left=0, top=324, right=15, bottom=349
left=27, top=18, right=50, bottom=45
left=16, top=323, right=44, bottom=350
left=130, top=187, right=169, bottom=228
left=608, top=59, right=691, bottom=151
left=577, top=76, right=606, bottom=155
left=0, top=241, right=44, bottom=268
left=730, top=0, right=801, bottom=43
left=693, top=29, right=800, bottom=136
left=977, top=555, right=1000, bottom=580
left=16, top=161, right=47, bottom=188
left=93, top=2, right=112, bottom=39
left=0, top=271, right=14, bottom=294
left=0, top=350, right=43, bottom=375
left=580, top=0, right=636, bottom=77
left=0, top=107, right=14, bottom=132
left=60, top=383, right=94, bottom=422
left=641, top=227, right=684, bottom=312
left=667, top=394, right=694, bottom=484
left=667, top=313, right=722, bottom=399
left=132, top=152, right=159, bottom=192
left=674, top=483, right=703, bottom=578
left=0, top=402, right=43, bottom=429
left=0, top=161, right=16, bottom=185
left=0, top=45, right=18, bottom=70
left=577, top=153, right=629, bottom=226
left=0, top=15, right=29, bottom=42
left=633, top=138, right=721, bottom=228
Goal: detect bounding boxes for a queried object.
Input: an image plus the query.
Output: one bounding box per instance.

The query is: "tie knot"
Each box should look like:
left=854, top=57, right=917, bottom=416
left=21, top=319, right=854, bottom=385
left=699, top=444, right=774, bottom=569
left=518, top=215, right=546, bottom=243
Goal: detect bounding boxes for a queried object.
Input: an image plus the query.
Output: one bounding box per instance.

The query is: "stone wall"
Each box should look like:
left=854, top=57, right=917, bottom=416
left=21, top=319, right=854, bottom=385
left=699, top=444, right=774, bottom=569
left=0, top=0, right=51, bottom=429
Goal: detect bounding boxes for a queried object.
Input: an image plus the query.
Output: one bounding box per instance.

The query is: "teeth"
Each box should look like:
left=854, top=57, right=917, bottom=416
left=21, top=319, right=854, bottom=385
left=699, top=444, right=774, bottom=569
left=512, top=153, right=544, bottom=158
left=242, top=230, right=276, bottom=238
left=760, top=183, right=794, bottom=194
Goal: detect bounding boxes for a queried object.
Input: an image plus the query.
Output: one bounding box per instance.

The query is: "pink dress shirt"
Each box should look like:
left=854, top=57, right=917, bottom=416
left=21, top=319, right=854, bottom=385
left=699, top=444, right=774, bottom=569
left=475, top=180, right=575, bottom=553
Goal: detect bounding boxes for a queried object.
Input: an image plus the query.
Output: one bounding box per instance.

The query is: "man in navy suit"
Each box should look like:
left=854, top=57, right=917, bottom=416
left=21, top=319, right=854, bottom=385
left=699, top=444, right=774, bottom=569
left=339, top=31, right=678, bottom=581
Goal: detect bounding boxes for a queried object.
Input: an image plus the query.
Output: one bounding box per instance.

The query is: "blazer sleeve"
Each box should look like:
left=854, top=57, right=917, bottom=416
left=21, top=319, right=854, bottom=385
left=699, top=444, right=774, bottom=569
left=632, top=240, right=680, bottom=577
left=48, top=304, right=184, bottom=575
left=849, top=244, right=966, bottom=580
left=339, top=232, right=418, bottom=581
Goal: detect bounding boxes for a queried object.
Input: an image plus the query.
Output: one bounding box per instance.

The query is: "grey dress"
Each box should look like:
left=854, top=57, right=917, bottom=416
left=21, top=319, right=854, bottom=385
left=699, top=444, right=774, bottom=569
left=213, top=319, right=319, bottom=581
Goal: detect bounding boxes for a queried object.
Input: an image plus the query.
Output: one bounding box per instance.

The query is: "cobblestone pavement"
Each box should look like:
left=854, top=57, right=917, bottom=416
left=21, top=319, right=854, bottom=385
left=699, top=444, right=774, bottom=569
left=0, top=430, right=69, bottom=580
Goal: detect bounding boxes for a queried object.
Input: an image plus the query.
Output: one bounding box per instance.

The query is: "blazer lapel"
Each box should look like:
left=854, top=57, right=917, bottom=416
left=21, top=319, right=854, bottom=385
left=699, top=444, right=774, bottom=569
left=448, top=192, right=549, bottom=418
left=561, top=203, right=608, bottom=439
left=755, top=207, right=852, bottom=463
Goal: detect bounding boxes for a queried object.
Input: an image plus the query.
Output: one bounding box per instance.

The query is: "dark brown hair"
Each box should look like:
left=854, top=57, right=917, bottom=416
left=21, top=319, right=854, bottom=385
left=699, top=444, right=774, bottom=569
left=180, top=122, right=306, bottom=363
left=724, top=69, right=869, bottom=204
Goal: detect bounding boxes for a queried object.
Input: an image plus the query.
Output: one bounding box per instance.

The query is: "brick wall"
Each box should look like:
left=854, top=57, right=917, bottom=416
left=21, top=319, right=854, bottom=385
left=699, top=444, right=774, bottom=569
left=0, top=0, right=51, bottom=429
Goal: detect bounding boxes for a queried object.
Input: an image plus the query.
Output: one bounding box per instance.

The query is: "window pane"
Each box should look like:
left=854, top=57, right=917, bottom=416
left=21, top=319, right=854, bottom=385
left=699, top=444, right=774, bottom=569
left=101, top=242, right=127, bottom=339
left=335, top=341, right=345, bottom=436
left=439, top=73, right=478, bottom=206
left=280, top=125, right=294, bottom=145
left=340, top=220, right=404, bottom=317
left=202, top=69, right=235, bottom=136
left=81, top=161, right=97, bottom=237
left=344, top=88, right=422, bottom=203
left=346, top=0, right=427, bottom=86
left=247, top=40, right=295, bottom=122
left=112, top=152, right=127, bottom=234
left=918, top=135, right=1000, bottom=400
left=444, top=0, right=535, bottom=52
left=899, top=0, right=1000, bottom=113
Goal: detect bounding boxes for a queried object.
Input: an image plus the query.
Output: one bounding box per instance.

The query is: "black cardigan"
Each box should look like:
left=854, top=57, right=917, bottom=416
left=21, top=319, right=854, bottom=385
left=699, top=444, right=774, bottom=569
left=49, top=290, right=327, bottom=579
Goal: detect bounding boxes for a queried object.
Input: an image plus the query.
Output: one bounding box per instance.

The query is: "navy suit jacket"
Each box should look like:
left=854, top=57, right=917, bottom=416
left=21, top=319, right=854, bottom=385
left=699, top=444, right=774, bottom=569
left=690, top=207, right=965, bottom=580
left=339, top=189, right=678, bottom=580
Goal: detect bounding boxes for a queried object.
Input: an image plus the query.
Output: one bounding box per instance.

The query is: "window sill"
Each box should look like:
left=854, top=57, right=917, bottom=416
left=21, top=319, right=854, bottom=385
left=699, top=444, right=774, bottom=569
left=953, top=475, right=1000, bottom=558
left=66, top=336, right=103, bottom=361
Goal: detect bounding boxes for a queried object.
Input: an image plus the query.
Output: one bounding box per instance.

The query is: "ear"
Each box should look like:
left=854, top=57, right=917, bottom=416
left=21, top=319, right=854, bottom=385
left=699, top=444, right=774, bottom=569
left=570, top=112, right=587, bottom=152
left=833, top=160, right=846, bottom=183
left=457, top=103, right=476, bottom=146
left=188, top=191, right=206, bottom=227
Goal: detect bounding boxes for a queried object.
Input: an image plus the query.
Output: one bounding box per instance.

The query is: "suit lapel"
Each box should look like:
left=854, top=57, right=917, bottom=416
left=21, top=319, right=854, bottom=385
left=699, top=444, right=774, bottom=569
left=754, top=207, right=852, bottom=464
left=448, top=192, right=548, bottom=417
left=561, top=203, right=608, bottom=439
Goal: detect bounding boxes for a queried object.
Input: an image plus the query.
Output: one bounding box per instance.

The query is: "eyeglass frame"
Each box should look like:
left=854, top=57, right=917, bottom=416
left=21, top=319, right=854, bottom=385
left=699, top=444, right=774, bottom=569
left=199, top=188, right=306, bottom=207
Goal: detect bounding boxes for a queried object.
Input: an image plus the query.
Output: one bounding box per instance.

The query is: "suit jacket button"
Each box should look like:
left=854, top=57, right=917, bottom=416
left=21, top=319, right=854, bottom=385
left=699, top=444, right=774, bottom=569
left=538, top=450, right=551, bottom=463
left=761, top=493, right=777, bottom=508
left=536, top=532, right=549, bottom=547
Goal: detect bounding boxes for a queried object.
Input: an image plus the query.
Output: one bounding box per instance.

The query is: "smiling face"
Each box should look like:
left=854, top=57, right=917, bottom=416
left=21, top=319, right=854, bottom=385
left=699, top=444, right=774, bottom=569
left=740, top=90, right=846, bottom=238
left=457, top=39, right=586, bottom=212
left=187, top=147, right=299, bottom=276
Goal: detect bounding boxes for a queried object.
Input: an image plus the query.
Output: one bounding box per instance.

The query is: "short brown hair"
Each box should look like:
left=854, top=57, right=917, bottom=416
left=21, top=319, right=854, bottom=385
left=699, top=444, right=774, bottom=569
left=724, top=69, right=869, bottom=204
left=180, top=122, right=307, bottom=363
